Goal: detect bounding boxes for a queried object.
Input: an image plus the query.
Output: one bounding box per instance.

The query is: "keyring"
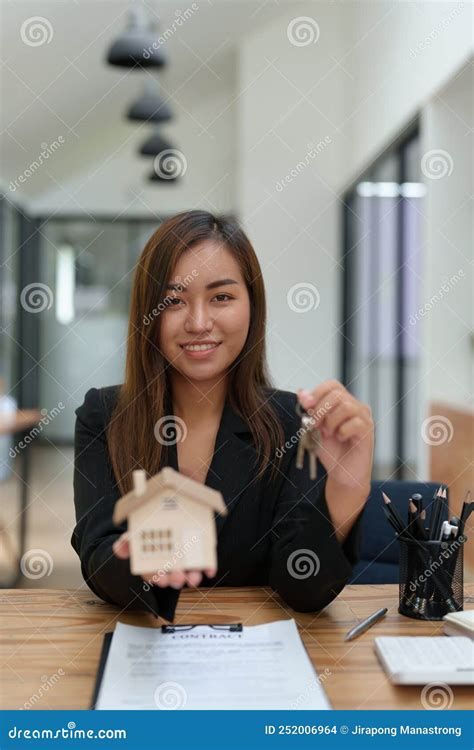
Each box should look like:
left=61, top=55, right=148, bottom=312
left=295, top=400, right=308, bottom=418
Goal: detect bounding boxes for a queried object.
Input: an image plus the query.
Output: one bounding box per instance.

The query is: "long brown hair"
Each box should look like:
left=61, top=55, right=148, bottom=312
left=107, top=210, right=284, bottom=495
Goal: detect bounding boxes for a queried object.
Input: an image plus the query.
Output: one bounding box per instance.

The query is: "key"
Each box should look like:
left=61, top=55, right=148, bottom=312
left=295, top=402, right=321, bottom=480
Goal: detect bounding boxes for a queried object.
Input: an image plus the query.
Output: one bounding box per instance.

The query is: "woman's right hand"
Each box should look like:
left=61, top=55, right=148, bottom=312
left=112, top=532, right=217, bottom=589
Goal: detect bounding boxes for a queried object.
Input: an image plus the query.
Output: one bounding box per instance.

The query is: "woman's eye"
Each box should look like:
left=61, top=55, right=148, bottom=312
left=162, top=294, right=232, bottom=308
left=163, top=296, right=183, bottom=307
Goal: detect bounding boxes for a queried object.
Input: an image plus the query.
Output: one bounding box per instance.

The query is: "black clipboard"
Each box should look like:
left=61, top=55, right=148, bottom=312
left=161, top=623, right=242, bottom=633
left=90, top=631, right=113, bottom=709
left=89, top=624, right=242, bottom=709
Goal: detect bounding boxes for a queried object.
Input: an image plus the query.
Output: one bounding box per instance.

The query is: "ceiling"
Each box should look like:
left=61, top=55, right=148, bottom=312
left=0, top=0, right=292, bottom=203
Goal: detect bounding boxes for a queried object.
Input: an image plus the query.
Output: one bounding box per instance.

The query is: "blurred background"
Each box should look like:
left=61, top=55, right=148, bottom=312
left=0, top=0, right=472, bottom=588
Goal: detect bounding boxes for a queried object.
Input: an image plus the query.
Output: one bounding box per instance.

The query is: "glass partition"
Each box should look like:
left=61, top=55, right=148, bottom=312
left=342, top=128, right=423, bottom=479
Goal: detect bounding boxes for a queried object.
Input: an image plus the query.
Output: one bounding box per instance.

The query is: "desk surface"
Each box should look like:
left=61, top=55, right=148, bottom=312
left=0, top=584, right=472, bottom=710
left=0, top=409, right=42, bottom=435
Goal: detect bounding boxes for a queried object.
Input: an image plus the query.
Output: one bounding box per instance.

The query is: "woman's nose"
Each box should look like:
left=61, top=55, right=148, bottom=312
left=184, top=304, right=213, bottom=332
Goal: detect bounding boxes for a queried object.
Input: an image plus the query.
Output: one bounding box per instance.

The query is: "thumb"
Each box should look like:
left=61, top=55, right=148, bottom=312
left=112, top=532, right=130, bottom=559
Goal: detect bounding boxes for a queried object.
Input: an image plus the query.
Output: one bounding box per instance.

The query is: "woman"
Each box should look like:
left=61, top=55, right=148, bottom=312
left=72, top=210, right=374, bottom=622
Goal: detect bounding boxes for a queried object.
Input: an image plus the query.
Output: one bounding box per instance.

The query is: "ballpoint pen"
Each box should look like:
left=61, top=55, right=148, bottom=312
left=411, top=493, right=423, bottom=513
left=344, top=607, right=388, bottom=641
left=448, top=517, right=460, bottom=540
left=438, top=520, right=459, bottom=542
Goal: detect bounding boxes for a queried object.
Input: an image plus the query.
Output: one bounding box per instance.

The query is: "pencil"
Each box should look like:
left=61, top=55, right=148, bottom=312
left=408, top=499, right=427, bottom=541
left=382, top=491, right=406, bottom=532
left=427, top=485, right=444, bottom=540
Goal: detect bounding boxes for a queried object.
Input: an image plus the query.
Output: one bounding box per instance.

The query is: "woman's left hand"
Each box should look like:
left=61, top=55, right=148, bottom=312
left=297, top=380, right=374, bottom=493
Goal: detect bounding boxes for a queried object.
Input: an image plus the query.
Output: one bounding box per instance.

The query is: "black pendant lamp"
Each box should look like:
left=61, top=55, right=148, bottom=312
left=106, top=5, right=167, bottom=69
left=148, top=170, right=179, bottom=183
left=139, top=130, right=173, bottom=156
left=127, top=80, right=172, bottom=123
left=149, top=148, right=187, bottom=181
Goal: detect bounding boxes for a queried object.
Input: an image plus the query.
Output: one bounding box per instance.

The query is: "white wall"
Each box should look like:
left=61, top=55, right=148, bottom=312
left=339, top=0, right=473, bottom=191
left=237, top=2, right=473, bottom=481
left=420, top=62, right=473, bottom=411
left=238, top=2, right=473, bottom=395
left=238, top=4, right=347, bottom=391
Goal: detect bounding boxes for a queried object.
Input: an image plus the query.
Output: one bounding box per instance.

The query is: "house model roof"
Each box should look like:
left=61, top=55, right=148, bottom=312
left=113, top=466, right=228, bottom=525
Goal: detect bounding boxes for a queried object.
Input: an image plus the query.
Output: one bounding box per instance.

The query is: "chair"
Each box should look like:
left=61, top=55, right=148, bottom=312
left=348, top=481, right=449, bottom=584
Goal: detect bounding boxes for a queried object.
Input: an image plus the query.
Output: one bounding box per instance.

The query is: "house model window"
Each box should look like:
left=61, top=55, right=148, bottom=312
left=113, top=466, right=228, bottom=576
left=141, top=529, right=173, bottom=554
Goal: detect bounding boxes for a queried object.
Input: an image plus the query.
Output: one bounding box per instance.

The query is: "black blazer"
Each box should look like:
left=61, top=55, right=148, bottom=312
left=72, top=385, right=363, bottom=622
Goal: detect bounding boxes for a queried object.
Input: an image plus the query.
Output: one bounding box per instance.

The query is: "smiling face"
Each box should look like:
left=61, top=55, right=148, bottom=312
left=158, top=241, right=251, bottom=386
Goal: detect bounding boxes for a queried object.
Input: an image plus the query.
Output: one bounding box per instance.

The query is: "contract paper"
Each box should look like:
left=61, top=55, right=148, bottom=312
left=95, top=618, right=331, bottom=710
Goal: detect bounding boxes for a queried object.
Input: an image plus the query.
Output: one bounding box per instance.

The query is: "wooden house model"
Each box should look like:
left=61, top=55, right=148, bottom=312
left=113, top=467, right=227, bottom=575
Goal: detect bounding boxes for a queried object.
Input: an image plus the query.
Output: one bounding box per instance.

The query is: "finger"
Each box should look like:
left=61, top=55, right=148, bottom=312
left=168, top=571, right=186, bottom=589
left=140, top=571, right=158, bottom=586
left=142, top=571, right=164, bottom=586
left=297, top=388, right=319, bottom=412
left=204, top=567, right=217, bottom=578
left=155, top=573, right=173, bottom=588
left=112, top=532, right=130, bottom=559
left=323, top=398, right=359, bottom=436
left=185, top=571, right=202, bottom=587
left=307, top=388, right=347, bottom=429
left=150, top=572, right=173, bottom=587
left=336, top=415, right=368, bottom=442
left=296, top=388, right=312, bottom=407
left=299, top=380, right=344, bottom=410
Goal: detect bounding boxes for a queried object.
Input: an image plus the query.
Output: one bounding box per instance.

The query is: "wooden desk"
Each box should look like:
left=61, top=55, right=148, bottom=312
left=0, top=410, right=42, bottom=587
left=0, top=584, right=472, bottom=710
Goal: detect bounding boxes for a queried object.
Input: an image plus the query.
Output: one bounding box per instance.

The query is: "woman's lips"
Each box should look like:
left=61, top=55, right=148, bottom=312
left=180, top=342, right=222, bottom=359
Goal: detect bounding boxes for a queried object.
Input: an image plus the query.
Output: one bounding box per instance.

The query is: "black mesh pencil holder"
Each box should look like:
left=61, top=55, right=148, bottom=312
left=397, top=533, right=466, bottom=620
